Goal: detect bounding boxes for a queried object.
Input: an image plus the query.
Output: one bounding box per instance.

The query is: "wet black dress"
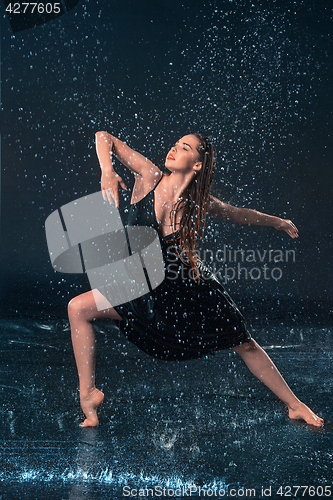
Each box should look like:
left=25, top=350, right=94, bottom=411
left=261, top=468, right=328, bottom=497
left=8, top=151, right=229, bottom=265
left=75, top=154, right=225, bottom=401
left=113, top=178, right=251, bottom=361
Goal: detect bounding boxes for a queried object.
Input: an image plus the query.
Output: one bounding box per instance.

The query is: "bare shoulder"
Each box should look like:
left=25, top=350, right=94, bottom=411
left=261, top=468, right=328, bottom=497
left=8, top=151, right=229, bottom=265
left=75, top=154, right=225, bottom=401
left=130, top=169, right=163, bottom=205
left=205, top=194, right=226, bottom=215
left=205, top=195, right=235, bottom=220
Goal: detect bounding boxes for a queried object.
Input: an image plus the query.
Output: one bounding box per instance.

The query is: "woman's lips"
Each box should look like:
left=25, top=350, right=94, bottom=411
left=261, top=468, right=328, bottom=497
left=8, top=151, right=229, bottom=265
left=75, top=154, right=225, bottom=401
left=167, top=154, right=175, bottom=160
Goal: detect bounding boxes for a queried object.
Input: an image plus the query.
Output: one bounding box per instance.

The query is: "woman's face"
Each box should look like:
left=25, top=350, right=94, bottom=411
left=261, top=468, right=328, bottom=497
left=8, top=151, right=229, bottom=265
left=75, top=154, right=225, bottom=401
left=165, top=134, right=202, bottom=173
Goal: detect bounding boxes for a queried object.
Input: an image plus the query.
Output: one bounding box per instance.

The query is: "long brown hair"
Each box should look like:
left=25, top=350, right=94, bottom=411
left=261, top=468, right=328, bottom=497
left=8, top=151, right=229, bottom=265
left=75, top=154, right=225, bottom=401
left=171, top=132, right=217, bottom=281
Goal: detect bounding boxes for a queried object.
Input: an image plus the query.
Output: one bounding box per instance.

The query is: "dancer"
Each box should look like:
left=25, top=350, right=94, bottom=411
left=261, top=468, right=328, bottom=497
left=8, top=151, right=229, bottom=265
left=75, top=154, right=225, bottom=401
left=68, top=131, right=323, bottom=428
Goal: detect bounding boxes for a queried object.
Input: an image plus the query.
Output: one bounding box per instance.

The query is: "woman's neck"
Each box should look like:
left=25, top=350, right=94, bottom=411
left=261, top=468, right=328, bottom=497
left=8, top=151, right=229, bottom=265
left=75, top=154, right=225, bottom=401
left=161, top=171, right=196, bottom=202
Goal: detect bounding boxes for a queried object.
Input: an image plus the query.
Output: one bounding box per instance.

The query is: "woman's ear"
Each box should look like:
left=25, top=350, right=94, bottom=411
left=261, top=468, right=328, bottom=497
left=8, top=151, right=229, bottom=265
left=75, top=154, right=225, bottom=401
left=193, top=161, right=202, bottom=172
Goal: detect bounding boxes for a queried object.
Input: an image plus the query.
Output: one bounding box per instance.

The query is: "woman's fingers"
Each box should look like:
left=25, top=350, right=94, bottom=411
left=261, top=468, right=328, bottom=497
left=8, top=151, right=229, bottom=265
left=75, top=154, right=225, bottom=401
left=276, top=219, right=299, bottom=238
left=105, top=188, right=117, bottom=206
left=285, top=220, right=299, bottom=238
left=101, top=187, right=115, bottom=205
left=111, top=188, right=119, bottom=207
left=100, top=173, right=126, bottom=207
left=289, top=221, right=298, bottom=232
left=289, top=221, right=298, bottom=237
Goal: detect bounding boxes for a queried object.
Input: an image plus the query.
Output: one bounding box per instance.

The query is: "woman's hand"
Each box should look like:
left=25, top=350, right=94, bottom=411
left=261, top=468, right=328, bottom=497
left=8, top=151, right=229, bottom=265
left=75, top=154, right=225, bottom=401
left=274, top=218, right=299, bottom=239
left=101, top=170, right=128, bottom=207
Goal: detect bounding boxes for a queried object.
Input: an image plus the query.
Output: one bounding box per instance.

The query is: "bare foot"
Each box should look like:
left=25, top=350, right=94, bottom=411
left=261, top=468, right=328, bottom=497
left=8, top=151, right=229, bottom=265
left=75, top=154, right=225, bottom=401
left=288, top=401, right=324, bottom=427
left=79, top=388, right=104, bottom=428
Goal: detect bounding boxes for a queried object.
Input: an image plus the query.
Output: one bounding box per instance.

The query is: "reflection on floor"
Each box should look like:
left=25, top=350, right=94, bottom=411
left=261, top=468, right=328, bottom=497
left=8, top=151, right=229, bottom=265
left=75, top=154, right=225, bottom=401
left=0, top=318, right=332, bottom=499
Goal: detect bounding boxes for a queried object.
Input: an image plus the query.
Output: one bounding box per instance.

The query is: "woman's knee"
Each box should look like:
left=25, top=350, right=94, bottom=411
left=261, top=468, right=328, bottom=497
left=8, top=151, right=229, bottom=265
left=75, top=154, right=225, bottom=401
left=233, top=338, right=258, bottom=355
left=68, top=292, right=95, bottom=322
left=68, top=290, right=123, bottom=322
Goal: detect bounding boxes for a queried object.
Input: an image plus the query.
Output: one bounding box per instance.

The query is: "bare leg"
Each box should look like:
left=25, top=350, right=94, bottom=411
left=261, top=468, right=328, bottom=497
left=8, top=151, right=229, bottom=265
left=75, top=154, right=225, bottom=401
left=68, top=289, right=123, bottom=427
left=233, top=339, right=324, bottom=427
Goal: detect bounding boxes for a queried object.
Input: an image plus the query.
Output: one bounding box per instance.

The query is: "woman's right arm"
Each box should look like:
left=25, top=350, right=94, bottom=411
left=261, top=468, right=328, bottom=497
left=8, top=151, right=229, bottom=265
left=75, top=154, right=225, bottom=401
left=95, top=131, right=161, bottom=206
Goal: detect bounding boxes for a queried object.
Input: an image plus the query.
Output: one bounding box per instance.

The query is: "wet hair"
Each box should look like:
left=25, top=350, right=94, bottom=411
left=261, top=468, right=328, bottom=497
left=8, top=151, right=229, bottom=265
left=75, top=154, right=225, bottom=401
left=171, top=132, right=217, bottom=281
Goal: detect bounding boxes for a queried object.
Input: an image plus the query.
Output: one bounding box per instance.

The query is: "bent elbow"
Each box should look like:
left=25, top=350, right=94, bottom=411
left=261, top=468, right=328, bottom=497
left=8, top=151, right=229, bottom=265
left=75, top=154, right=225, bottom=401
left=95, top=130, right=110, bottom=139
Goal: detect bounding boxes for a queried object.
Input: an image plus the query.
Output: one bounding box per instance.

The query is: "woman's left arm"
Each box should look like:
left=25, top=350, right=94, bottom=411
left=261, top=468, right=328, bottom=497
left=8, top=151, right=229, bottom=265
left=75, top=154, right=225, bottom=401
left=205, top=195, right=299, bottom=239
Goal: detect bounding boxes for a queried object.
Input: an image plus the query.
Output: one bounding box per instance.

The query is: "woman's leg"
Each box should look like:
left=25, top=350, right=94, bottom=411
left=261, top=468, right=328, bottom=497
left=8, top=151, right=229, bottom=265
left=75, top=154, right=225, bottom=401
left=68, top=289, right=123, bottom=427
left=233, top=339, right=324, bottom=427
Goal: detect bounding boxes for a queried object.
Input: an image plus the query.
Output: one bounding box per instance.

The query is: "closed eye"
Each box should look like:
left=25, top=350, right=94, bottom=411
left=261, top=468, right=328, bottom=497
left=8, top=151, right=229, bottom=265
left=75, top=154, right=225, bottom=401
left=175, top=141, right=190, bottom=151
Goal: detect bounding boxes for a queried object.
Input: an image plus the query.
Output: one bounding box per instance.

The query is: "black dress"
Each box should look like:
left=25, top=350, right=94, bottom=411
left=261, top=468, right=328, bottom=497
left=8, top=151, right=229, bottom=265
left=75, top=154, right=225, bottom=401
left=113, top=177, right=251, bottom=361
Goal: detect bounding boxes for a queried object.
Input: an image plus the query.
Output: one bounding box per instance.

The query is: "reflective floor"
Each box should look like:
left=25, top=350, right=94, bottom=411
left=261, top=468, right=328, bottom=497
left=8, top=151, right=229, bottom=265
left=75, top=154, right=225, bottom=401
left=0, top=318, right=332, bottom=499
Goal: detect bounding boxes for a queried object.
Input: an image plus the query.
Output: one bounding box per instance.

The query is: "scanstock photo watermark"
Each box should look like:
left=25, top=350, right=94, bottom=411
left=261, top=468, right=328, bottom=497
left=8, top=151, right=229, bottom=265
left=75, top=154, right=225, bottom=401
left=165, top=244, right=296, bottom=283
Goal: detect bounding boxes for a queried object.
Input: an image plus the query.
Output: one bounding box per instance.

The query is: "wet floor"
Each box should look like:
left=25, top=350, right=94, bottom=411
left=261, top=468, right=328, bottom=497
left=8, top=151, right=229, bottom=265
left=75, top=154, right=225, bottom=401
left=0, top=317, right=332, bottom=499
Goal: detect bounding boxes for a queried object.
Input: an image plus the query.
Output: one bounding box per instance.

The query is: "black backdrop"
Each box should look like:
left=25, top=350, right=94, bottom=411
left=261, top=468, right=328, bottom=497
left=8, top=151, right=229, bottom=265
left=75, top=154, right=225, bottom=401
left=1, top=0, right=332, bottom=320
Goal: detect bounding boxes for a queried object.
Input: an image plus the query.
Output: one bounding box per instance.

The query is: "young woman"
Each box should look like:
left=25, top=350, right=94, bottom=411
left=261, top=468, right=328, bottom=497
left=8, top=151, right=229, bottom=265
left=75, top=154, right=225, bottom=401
left=68, top=131, right=323, bottom=429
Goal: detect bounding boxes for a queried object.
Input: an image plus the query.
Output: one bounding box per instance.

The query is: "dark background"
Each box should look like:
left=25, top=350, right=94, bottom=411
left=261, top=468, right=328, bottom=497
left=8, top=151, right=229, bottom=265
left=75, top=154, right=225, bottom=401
left=0, top=0, right=332, bottom=322
left=0, top=4, right=332, bottom=497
